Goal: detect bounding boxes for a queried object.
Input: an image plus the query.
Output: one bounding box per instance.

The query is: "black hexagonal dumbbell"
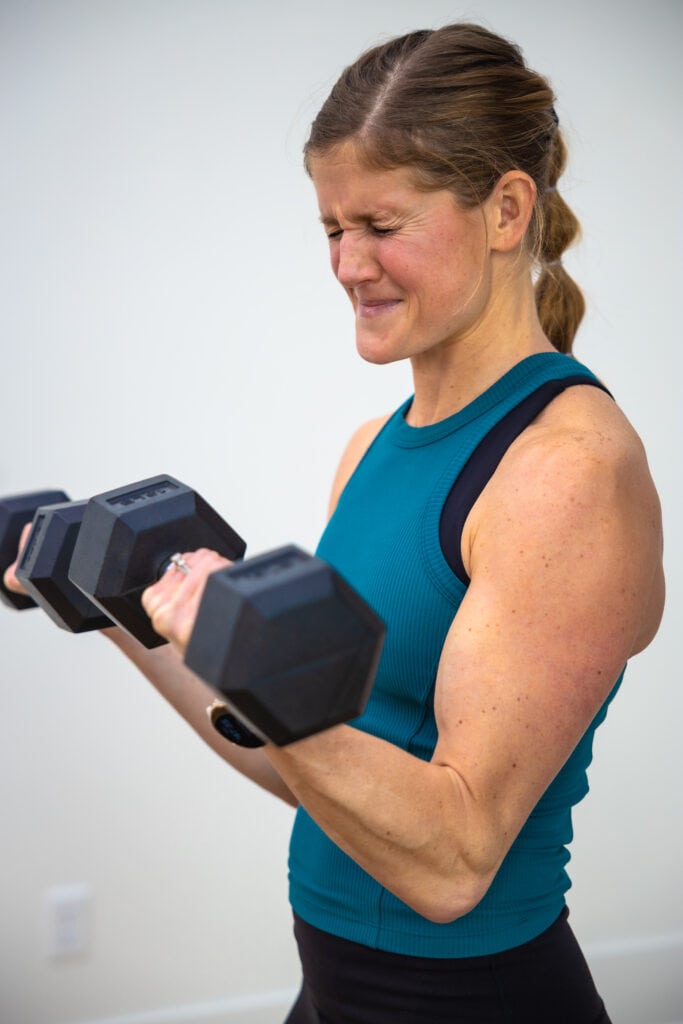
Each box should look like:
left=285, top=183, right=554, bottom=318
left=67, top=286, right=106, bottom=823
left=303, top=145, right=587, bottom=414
left=0, top=490, right=69, bottom=610
left=16, top=501, right=114, bottom=632
left=67, top=472, right=384, bottom=744
left=68, top=474, right=247, bottom=649
left=185, top=545, right=386, bottom=746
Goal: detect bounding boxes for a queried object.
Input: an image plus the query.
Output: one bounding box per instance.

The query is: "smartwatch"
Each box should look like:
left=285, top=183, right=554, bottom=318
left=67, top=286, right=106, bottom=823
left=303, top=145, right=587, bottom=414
left=207, top=700, right=265, bottom=748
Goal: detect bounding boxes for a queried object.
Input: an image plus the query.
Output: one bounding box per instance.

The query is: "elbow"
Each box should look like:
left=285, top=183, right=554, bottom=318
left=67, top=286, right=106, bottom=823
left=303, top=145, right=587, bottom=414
left=412, top=825, right=502, bottom=923
left=406, top=869, right=494, bottom=925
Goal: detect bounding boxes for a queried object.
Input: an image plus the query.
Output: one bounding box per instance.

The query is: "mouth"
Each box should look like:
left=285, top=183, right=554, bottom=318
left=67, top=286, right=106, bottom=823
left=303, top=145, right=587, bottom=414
left=356, top=298, right=402, bottom=319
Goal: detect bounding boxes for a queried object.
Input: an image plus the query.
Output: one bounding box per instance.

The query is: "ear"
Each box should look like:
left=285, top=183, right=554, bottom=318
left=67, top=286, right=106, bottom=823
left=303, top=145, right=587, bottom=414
left=486, top=170, right=537, bottom=254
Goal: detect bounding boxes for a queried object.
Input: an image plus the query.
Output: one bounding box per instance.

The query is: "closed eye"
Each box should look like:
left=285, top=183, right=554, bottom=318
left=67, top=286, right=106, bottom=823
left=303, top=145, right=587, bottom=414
left=324, top=224, right=395, bottom=241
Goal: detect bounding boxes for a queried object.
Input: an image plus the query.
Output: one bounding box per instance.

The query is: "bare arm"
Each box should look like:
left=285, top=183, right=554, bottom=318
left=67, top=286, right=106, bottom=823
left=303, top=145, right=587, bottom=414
left=112, top=417, right=393, bottom=808
left=102, top=628, right=298, bottom=806
left=264, top=393, right=665, bottom=920
left=142, top=392, right=664, bottom=923
left=2, top=530, right=297, bottom=807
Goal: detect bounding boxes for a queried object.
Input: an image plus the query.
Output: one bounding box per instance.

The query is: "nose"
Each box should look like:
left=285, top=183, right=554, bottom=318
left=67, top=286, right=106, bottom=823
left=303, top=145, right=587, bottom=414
left=334, top=231, right=381, bottom=289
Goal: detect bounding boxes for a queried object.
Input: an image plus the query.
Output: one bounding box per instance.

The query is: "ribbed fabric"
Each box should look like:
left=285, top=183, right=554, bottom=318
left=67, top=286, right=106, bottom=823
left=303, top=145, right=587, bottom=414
left=288, top=352, right=625, bottom=958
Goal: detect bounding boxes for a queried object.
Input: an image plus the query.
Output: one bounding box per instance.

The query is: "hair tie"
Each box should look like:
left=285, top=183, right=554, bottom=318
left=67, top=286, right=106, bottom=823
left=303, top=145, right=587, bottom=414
left=545, top=259, right=562, bottom=267
left=545, top=185, right=557, bottom=195
left=550, top=106, right=559, bottom=127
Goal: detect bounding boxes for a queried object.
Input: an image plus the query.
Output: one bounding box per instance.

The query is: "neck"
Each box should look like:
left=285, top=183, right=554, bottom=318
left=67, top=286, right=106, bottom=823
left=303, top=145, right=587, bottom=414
left=406, top=275, right=554, bottom=427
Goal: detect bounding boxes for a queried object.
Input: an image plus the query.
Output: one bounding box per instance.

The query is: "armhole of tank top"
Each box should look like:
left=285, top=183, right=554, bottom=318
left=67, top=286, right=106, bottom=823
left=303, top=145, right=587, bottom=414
left=328, top=407, right=403, bottom=521
left=439, top=376, right=613, bottom=586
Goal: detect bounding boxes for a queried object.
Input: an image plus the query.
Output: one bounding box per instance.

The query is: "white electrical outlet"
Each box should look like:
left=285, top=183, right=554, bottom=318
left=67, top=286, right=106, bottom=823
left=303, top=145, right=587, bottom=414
left=45, top=883, right=91, bottom=958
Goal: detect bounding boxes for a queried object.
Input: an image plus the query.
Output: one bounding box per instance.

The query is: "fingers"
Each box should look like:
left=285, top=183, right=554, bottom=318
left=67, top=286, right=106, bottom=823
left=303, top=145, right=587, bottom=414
left=141, top=548, right=232, bottom=653
left=3, top=522, right=33, bottom=595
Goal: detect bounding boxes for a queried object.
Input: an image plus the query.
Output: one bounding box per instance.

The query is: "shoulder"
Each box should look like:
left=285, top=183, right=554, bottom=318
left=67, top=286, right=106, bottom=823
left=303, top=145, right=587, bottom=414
left=464, top=383, right=664, bottom=655
left=499, top=384, right=656, bottom=511
left=328, top=414, right=392, bottom=518
left=472, top=384, right=657, bottom=527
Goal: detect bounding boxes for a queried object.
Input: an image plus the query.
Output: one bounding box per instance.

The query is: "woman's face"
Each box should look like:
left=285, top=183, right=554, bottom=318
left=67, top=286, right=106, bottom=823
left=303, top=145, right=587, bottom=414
left=309, top=143, right=492, bottom=366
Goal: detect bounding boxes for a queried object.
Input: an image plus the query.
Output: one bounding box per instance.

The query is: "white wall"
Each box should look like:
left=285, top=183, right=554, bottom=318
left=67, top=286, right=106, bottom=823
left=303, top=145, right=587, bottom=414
left=0, top=2, right=681, bottom=1022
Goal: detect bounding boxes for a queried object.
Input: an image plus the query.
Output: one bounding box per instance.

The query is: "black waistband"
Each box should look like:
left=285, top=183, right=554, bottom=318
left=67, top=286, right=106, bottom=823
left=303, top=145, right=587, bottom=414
left=286, top=907, right=611, bottom=1024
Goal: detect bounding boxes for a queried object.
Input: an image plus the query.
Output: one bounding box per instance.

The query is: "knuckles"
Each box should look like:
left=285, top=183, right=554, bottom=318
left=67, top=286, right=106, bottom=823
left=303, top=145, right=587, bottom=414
left=3, top=565, right=26, bottom=594
left=139, top=548, right=232, bottom=646
left=3, top=524, right=32, bottom=595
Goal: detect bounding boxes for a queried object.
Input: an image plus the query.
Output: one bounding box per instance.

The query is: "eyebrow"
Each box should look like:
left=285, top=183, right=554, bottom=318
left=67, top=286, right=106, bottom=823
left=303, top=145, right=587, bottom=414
left=318, top=209, right=398, bottom=227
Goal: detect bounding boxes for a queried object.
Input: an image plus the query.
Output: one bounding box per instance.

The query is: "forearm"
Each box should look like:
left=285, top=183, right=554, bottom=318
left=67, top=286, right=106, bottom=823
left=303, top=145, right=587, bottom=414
left=266, top=725, right=493, bottom=922
left=132, top=546, right=494, bottom=909
left=102, top=628, right=298, bottom=806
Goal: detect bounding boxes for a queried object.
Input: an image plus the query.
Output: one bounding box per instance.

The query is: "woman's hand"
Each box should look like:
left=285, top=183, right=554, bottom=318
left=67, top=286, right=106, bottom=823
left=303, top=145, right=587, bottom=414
left=141, top=548, right=232, bottom=655
left=3, top=522, right=32, bottom=596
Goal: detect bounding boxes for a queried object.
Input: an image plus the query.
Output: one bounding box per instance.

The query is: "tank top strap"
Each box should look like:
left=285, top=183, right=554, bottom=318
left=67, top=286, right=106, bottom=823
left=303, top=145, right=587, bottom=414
left=439, top=374, right=612, bottom=584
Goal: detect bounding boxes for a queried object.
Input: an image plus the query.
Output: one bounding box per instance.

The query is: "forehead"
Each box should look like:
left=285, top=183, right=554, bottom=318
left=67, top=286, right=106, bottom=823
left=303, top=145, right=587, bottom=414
left=308, top=142, right=431, bottom=221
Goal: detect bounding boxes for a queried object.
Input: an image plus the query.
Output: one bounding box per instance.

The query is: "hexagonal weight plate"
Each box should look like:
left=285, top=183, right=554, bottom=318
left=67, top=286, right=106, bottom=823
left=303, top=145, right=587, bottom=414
left=69, top=474, right=247, bottom=648
left=0, top=490, right=69, bottom=610
left=16, top=501, right=114, bottom=632
left=185, top=545, right=385, bottom=745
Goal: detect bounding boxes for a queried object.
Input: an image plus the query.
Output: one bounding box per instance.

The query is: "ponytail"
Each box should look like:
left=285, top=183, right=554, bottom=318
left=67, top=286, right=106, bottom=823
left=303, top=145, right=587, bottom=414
left=534, top=131, right=585, bottom=353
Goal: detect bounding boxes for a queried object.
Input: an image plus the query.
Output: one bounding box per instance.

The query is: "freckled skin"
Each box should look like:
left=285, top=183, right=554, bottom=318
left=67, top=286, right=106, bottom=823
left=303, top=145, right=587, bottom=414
left=0, top=141, right=659, bottom=928
left=311, top=145, right=492, bottom=373
left=307, top=143, right=557, bottom=427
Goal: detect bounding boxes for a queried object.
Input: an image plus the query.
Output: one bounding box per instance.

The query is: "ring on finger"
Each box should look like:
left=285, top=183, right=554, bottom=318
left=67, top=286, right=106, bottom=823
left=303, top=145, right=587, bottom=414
left=169, top=553, right=191, bottom=576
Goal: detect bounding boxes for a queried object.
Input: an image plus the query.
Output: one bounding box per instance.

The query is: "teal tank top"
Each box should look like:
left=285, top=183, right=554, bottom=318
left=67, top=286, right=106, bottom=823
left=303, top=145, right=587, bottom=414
left=288, top=352, right=624, bottom=958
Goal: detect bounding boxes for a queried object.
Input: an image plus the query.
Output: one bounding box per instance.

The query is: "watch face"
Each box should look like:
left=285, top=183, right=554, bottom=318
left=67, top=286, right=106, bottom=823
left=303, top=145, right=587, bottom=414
left=209, top=703, right=265, bottom=748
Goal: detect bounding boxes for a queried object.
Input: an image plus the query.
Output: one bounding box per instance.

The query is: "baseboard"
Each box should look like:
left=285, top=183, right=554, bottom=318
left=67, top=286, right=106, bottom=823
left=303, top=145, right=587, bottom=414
left=88, top=988, right=298, bottom=1024
left=586, top=932, right=683, bottom=1024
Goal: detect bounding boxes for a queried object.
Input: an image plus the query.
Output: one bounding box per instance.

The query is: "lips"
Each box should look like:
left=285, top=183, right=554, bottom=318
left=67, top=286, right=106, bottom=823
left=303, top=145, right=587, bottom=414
left=356, top=298, right=402, bottom=318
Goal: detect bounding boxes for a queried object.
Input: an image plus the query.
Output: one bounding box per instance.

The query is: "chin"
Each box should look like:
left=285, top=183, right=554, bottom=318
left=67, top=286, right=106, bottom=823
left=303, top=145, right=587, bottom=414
left=355, top=334, right=406, bottom=367
left=357, top=348, right=402, bottom=367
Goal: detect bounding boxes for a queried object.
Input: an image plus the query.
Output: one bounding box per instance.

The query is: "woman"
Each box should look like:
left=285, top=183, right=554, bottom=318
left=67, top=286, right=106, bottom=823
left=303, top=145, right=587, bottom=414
left=6, top=22, right=665, bottom=1024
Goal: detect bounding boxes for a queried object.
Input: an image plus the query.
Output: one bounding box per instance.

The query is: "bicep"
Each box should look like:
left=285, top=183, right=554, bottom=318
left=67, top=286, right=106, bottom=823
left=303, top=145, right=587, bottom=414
left=431, top=433, right=663, bottom=861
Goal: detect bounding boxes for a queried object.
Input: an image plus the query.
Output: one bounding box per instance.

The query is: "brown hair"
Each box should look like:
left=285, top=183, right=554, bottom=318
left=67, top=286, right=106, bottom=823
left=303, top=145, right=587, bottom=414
left=305, top=24, right=584, bottom=353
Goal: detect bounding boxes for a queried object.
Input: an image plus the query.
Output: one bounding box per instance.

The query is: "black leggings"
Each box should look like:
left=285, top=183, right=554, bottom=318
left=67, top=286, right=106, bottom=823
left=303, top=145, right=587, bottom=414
left=284, top=908, right=611, bottom=1024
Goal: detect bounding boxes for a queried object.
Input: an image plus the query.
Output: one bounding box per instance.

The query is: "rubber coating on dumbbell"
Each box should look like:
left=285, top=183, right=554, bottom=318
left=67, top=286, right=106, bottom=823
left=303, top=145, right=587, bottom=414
left=69, top=474, right=247, bottom=648
left=0, top=490, right=69, bottom=610
left=185, top=545, right=385, bottom=745
left=16, top=501, right=113, bottom=632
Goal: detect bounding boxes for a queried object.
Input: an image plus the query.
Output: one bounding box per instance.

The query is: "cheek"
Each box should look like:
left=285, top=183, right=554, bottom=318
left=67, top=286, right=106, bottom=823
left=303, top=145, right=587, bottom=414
left=432, top=233, right=483, bottom=289
left=397, top=231, right=468, bottom=289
